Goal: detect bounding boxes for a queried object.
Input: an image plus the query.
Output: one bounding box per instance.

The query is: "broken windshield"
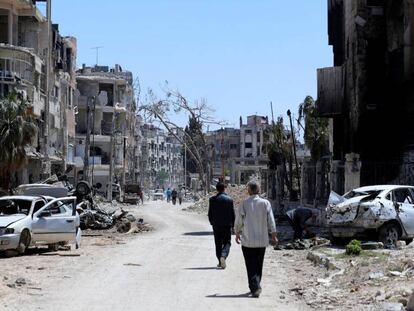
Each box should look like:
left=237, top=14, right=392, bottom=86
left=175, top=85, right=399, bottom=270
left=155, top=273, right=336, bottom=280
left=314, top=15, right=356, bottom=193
left=0, top=199, right=32, bottom=216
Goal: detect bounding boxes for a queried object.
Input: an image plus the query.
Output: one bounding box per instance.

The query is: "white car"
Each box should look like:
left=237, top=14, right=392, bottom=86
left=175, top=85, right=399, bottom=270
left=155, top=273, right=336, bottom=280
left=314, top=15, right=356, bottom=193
left=0, top=195, right=81, bottom=254
left=326, top=185, right=414, bottom=247
left=153, top=189, right=164, bottom=201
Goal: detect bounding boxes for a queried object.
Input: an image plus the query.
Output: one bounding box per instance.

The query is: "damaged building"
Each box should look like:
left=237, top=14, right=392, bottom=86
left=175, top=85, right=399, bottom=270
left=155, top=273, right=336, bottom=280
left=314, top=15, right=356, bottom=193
left=318, top=0, right=414, bottom=193
left=139, top=124, right=184, bottom=189
left=206, top=115, right=270, bottom=184
left=73, top=64, right=136, bottom=194
left=0, top=0, right=77, bottom=185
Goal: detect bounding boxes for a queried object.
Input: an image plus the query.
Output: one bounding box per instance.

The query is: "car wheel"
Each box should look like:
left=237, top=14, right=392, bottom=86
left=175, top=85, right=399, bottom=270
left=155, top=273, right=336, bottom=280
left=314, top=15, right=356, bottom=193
left=17, top=230, right=31, bottom=255
left=48, top=244, right=59, bottom=252
left=379, top=223, right=400, bottom=248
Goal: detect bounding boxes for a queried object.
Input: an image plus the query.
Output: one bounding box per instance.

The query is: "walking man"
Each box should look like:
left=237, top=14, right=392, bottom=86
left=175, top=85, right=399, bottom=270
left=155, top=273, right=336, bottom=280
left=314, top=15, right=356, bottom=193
left=208, top=182, right=235, bottom=269
left=235, top=180, right=277, bottom=298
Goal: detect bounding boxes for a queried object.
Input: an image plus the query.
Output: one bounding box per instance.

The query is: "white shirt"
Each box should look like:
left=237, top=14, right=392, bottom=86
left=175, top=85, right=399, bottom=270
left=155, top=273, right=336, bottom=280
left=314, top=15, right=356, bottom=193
left=234, top=195, right=276, bottom=248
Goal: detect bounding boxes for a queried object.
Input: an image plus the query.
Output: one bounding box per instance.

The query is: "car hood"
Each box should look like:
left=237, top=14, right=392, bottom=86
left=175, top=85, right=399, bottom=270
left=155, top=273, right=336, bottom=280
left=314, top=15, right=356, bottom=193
left=0, top=215, right=26, bottom=227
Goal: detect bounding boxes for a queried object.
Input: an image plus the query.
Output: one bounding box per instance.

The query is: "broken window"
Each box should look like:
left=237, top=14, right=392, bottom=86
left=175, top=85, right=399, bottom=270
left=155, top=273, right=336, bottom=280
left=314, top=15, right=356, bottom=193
left=393, top=189, right=414, bottom=204
left=99, top=83, right=114, bottom=106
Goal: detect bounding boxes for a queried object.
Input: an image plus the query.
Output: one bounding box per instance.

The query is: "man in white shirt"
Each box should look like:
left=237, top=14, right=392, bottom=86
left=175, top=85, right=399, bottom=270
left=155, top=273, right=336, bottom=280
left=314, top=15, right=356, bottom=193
left=235, top=180, right=277, bottom=298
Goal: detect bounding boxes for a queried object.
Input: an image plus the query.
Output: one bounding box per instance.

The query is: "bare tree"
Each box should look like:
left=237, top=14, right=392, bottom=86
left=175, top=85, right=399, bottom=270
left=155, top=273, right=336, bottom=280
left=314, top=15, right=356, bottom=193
left=139, top=82, right=226, bottom=192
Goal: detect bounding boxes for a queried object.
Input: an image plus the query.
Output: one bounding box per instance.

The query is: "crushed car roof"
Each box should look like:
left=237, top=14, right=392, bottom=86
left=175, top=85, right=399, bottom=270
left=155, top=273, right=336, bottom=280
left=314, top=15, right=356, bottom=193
left=352, top=185, right=414, bottom=192
left=0, top=196, right=42, bottom=201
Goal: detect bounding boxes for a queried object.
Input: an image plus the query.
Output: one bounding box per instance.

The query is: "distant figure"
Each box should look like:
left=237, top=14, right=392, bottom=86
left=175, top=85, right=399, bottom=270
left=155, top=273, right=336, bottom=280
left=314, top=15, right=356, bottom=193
left=178, top=188, right=185, bottom=205
left=137, top=186, right=144, bottom=205
left=285, top=208, right=316, bottom=240
left=166, top=188, right=172, bottom=203
left=172, top=189, right=178, bottom=205
left=235, top=181, right=277, bottom=298
left=208, top=182, right=235, bottom=269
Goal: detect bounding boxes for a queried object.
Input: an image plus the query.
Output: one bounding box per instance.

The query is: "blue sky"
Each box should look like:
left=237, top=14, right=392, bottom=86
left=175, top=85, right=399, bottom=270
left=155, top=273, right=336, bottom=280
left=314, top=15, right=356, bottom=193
left=50, top=1, right=332, bottom=129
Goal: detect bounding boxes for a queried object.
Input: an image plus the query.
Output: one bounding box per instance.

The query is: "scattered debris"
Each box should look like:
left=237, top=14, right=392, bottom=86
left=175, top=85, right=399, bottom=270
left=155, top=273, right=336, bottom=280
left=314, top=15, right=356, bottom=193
left=123, top=263, right=142, bottom=267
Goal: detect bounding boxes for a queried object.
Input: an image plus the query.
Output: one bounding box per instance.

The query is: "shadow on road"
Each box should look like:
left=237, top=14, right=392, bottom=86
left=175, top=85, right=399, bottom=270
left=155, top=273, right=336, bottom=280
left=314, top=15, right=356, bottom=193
left=184, top=267, right=218, bottom=270
left=206, top=293, right=252, bottom=298
left=183, top=231, right=213, bottom=236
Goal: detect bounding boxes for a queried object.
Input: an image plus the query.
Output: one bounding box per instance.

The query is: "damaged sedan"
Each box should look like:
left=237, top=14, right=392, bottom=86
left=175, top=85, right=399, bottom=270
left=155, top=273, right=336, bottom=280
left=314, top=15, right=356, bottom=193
left=326, top=185, right=414, bottom=247
left=0, top=196, right=81, bottom=254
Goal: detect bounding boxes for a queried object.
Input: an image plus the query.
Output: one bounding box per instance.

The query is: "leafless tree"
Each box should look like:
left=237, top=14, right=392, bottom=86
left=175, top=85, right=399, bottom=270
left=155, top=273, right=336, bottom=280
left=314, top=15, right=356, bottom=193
left=139, top=82, right=226, bottom=192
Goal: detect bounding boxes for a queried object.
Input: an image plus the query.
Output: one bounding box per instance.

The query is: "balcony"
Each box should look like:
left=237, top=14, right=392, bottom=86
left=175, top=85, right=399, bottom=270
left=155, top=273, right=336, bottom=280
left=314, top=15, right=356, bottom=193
left=0, top=44, right=43, bottom=87
left=317, top=66, right=344, bottom=117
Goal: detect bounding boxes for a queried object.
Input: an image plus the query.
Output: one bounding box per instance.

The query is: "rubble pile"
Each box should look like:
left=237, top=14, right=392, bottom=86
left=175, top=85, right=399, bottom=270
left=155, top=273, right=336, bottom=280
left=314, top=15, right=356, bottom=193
left=184, top=184, right=249, bottom=214
left=287, top=241, right=414, bottom=310
left=275, top=237, right=331, bottom=250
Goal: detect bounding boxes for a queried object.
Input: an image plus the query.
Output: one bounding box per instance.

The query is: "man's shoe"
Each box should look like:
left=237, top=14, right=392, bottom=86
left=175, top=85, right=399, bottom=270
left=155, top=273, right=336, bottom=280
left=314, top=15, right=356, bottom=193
left=252, top=289, right=262, bottom=298
left=220, top=257, right=226, bottom=269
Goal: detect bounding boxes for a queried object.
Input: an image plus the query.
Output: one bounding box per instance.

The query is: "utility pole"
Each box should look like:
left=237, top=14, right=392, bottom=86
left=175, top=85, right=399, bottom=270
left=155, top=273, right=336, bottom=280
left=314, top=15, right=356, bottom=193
left=122, top=136, right=126, bottom=189
left=90, top=96, right=96, bottom=186
left=287, top=109, right=301, bottom=195
left=221, top=128, right=225, bottom=182
left=83, top=97, right=92, bottom=183
left=108, top=112, right=116, bottom=201
left=44, top=0, right=52, bottom=177
left=184, top=135, right=187, bottom=191
left=270, top=101, right=275, bottom=125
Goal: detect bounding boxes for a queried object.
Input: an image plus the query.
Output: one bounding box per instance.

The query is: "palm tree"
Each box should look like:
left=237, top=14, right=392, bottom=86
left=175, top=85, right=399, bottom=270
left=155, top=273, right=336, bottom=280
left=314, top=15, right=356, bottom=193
left=0, top=92, right=38, bottom=190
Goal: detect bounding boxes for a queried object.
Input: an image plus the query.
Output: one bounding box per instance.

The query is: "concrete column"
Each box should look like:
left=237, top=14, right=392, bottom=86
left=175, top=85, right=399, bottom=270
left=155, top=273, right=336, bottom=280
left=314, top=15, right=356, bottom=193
left=8, top=9, right=12, bottom=45
left=404, top=0, right=414, bottom=79
left=300, top=159, right=316, bottom=206
left=344, top=153, right=361, bottom=193
left=330, top=160, right=345, bottom=195
left=314, top=160, right=326, bottom=207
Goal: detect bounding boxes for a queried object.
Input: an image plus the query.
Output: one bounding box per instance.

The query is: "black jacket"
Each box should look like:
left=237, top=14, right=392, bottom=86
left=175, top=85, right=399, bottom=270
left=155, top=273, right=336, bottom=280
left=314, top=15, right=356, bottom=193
left=208, top=192, right=235, bottom=227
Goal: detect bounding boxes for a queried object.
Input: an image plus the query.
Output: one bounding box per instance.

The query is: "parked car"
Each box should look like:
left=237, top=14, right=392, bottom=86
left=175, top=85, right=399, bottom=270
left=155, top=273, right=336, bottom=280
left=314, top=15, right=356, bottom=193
left=326, top=185, right=414, bottom=247
left=0, top=195, right=81, bottom=254
left=153, top=189, right=164, bottom=201
left=124, top=184, right=143, bottom=204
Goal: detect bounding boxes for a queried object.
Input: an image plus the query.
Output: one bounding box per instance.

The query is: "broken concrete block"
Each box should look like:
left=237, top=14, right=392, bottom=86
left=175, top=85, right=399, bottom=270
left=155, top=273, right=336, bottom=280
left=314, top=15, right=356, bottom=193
left=407, top=292, right=414, bottom=311
left=382, top=302, right=405, bottom=311
left=361, top=242, right=384, bottom=250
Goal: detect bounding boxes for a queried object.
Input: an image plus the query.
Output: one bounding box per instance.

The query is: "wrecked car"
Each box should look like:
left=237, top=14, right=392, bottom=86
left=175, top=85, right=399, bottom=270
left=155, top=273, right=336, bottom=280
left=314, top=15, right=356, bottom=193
left=123, top=184, right=143, bottom=205
left=326, top=185, right=414, bottom=247
left=0, top=196, right=81, bottom=254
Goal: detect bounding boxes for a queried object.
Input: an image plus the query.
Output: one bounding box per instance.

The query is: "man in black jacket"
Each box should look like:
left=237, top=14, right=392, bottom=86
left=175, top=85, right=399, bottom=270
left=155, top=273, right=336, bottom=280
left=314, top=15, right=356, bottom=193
left=208, top=182, right=235, bottom=269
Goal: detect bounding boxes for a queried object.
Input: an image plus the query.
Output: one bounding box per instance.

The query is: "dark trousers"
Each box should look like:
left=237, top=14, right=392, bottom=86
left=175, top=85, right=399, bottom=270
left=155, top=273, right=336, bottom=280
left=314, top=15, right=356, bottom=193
left=287, top=217, right=303, bottom=240
left=242, top=246, right=266, bottom=293
left=213, top=226, right=232, bottom=261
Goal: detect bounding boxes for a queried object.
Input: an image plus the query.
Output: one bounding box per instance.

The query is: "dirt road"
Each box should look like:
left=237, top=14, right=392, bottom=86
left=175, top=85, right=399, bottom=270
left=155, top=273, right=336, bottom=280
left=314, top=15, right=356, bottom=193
left=1, top=201, right=309, bottom=311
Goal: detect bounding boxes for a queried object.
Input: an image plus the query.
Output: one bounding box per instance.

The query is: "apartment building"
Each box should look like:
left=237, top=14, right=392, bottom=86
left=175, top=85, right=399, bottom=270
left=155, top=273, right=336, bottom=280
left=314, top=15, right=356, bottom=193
left=0, top=0, right=77, bottom=185
left=140, top=124, right=184, bottom=189
left=73, top=64, right=136, bottom=192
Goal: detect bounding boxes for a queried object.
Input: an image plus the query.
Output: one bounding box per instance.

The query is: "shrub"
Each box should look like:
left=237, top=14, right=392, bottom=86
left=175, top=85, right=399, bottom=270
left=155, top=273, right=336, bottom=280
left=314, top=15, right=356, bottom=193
left=346, top=239, right=362, bottom=256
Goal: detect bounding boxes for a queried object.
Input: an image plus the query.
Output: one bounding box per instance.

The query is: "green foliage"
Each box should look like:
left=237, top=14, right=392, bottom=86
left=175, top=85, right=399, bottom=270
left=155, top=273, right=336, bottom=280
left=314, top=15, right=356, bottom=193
left=156, top=169, right=169, bottom=187
left=184, top=116, right=206, bottom=173
left=265, top=117, right=292, bottom=170
left=298, top=96, right=329, bottom=161
left=0, top=92, right=37, bottom=173
left=346, top=240, right=362, bottom=256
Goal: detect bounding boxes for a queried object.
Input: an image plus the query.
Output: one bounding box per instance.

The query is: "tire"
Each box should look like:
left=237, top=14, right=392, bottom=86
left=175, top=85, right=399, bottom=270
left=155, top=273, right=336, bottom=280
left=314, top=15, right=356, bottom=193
left=48, top=243, right=59, bottom=252
left=378, top=223, right=400, bottom=248
left=76, top=181, right=91, bottom=196
left=16, top=230, right=31, bottom=255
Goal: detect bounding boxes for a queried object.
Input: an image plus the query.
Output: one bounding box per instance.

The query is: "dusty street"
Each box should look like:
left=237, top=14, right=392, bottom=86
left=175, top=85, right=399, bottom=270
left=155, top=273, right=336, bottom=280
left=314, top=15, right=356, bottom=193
left=0, top=200, right=308, bottom=311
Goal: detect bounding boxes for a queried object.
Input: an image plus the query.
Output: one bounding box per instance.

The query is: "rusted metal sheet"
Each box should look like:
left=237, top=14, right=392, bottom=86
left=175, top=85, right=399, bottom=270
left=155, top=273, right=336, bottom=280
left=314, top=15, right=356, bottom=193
left=317, top=66, right=344, bottom=117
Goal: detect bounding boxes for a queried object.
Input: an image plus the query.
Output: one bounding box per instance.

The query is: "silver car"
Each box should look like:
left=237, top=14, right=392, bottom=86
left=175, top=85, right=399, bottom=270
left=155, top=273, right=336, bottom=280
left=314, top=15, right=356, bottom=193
left=0, top=195, right=81, bottom=254
left=326, top=185, right=414, bottom=247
